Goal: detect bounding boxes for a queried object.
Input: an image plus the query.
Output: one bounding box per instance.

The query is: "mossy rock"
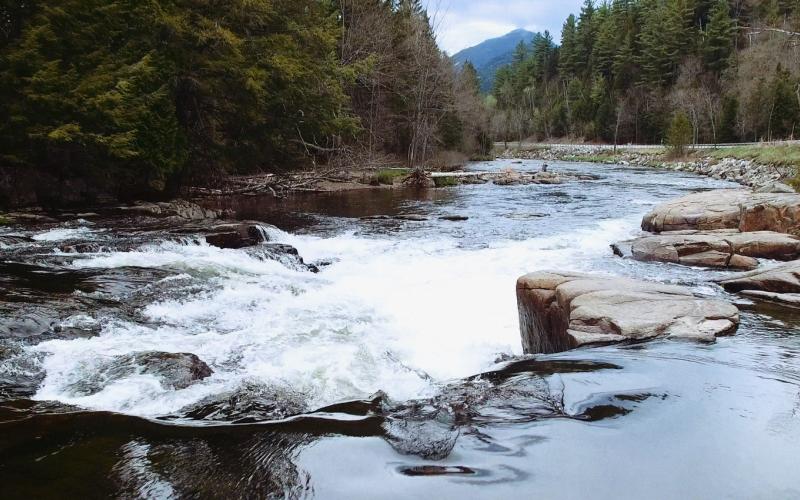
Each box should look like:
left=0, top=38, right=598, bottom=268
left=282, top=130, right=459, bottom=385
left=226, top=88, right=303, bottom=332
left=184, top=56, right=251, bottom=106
left=433, top=176, right=459, bottom=188
left=375, top=168, right=410, bottom=185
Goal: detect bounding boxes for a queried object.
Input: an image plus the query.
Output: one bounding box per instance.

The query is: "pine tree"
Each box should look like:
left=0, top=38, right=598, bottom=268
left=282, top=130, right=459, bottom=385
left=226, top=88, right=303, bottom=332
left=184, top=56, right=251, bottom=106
left=0, top=0, right=356, bottom=189
left=559, top=14, right=579, bottom=77
left=769, top=65, right=800, bottom=139
left=667, top=111, right=693, bottom=155
left=718, top=95, right=739, bottom=142
left=575, top=0, right=597, bottom=77
left=703, top=0, right=735, bottom=74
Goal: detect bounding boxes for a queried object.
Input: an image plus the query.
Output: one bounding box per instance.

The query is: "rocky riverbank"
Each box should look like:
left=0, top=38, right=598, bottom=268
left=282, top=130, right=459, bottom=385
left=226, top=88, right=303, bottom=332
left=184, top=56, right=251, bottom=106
left=518, top=186, right=800, bottom=353
left=500, top=144, right=796, bottom=191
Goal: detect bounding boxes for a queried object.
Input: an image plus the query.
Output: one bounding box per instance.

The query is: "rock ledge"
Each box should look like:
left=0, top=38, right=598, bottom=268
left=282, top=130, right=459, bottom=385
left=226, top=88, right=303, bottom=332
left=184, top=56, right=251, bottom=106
left=517, top=271, right=739, bottom=354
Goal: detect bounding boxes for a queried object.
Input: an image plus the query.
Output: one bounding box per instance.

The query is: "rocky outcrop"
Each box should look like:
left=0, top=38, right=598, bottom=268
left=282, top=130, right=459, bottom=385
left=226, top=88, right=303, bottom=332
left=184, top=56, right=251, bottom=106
left=67, top=351, right=213, bottom=396
left=494, top=170, right=563, bottom=186
left=205, top=223, right=270, bottom=249
left=719, top=261, right=800, bottom=307
left=517, top=271, right=739, bottom=354
left=641, top=189, right=800, bottom=234
left=614, top=230, right=800, bottom=270
left=719, top=260, right=800, bottom=294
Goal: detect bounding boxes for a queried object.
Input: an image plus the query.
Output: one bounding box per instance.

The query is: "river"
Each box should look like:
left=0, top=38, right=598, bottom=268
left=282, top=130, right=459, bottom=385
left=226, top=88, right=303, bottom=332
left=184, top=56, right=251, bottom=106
left=1, top=159, right=799, bottom=498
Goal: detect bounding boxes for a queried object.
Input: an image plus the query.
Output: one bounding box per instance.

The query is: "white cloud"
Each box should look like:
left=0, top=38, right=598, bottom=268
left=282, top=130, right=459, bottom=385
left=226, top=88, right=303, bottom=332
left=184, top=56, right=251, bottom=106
left=425, top=0, right=585, bottom=54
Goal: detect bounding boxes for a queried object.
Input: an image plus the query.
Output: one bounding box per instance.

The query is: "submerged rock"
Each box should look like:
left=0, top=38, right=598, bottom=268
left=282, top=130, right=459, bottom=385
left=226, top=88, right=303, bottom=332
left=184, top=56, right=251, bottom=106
left=179, top=382, right=308, bottom=423
left=67, top=351, right=213, bottom=396
left=516, top=271, right=739, bottom=354
left=614, top=230, right=800, bottom=270
left=245, top=243, right=320, bottom=273
left=641, top=189, right=800, bottom=234
left=383, top=418, right=459, bottom=460
left=0, top=340, right=45, bottom=397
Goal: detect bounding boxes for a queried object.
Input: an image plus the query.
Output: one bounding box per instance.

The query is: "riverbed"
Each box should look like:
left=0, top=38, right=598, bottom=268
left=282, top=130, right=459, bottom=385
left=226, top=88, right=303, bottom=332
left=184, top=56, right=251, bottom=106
left=1, top=159, right=799, bottom=498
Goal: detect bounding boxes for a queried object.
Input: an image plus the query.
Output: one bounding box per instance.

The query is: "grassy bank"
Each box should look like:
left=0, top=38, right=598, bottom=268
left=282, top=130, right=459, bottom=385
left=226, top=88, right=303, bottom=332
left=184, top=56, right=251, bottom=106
left=699, top=145, right=800, bottom=169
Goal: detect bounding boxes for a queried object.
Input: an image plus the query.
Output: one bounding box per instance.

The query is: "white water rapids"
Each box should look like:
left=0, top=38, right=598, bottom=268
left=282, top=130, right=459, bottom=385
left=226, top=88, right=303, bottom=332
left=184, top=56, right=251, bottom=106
left=27, top=216, right=636, bottom=416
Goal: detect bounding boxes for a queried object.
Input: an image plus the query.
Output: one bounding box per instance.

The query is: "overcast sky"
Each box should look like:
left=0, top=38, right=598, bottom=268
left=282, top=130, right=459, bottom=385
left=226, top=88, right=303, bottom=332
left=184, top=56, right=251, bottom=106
left=425, top=0, right=585, bottom=54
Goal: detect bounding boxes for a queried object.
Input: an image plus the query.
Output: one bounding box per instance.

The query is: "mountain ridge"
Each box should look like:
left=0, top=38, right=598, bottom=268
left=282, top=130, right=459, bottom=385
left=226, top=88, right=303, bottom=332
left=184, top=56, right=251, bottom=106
left=452, top=29, right=536, bottom=92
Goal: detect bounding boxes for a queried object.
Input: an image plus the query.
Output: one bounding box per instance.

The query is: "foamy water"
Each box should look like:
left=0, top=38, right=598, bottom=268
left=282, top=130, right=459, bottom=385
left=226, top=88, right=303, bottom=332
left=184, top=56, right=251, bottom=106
left=19, top=161, right=741, bottom=418
left=26, top=214, right=639, bottom=416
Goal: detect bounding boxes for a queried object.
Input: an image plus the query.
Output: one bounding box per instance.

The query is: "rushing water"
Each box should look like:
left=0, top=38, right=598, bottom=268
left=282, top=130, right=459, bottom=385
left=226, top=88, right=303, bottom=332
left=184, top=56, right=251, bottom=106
left=1, top=159, right=799, bottom=499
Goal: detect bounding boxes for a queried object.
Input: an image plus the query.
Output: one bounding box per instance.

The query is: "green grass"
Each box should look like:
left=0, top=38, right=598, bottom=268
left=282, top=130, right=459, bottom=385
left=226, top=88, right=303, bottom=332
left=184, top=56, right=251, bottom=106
left=0, top=215, right=9, bottom=225
left=433, top=176, right=458, bottom=187
left=702, top=145, right=800, bottom=168
left=375, top=168, right=410, bottom=185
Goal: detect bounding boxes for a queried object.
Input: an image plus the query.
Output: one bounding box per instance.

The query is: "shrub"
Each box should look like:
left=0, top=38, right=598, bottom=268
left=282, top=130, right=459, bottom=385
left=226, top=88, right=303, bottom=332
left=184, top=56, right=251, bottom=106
left=666, top=112, right=693, bottom=156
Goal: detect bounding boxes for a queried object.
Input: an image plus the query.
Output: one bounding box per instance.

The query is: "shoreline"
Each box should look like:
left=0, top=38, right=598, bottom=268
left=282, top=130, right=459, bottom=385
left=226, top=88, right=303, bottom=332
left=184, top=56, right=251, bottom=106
left=2, top=146, right=795, bottom=219
left=497, top=143, right=797, bottom=191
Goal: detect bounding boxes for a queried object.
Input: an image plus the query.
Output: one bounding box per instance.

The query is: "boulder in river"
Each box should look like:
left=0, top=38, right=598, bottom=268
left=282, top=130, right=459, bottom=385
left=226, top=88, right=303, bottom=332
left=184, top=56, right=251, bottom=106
left=68, top=351, right=213, bottom=396
left=245, top=243, right=320, bottom=273
left=517, top=271, right=739, bottom=354
left=641, top=189, right=800, bottom=234
left=613, top=230, right=800, bottom=270
left=205, top=223, right=270, bottom=249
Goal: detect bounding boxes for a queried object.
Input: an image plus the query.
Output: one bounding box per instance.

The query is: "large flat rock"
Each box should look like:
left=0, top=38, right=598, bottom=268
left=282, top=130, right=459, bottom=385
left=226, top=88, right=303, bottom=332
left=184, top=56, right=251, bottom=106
left=517, top=271, right=739, bottom=354
left=719, top=260, right=800, bottom=294
left=642, top=189, right=800, bottom=234
left=614, top=230, right=800, bottom=270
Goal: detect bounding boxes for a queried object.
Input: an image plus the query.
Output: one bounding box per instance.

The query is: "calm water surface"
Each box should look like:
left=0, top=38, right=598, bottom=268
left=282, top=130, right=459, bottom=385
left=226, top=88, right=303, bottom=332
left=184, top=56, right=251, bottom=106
left=1, top=159, right=798, bottom=499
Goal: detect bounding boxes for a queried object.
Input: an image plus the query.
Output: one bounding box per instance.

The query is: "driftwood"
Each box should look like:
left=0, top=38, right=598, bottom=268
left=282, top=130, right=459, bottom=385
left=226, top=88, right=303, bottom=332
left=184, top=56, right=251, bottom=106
left=187, top=169, right=354, bottom=198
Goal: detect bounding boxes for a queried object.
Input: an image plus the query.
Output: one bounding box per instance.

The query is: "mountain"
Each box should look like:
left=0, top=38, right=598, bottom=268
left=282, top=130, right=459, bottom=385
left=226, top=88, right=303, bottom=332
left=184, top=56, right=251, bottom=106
left=452, top=29, right=536, bottom=93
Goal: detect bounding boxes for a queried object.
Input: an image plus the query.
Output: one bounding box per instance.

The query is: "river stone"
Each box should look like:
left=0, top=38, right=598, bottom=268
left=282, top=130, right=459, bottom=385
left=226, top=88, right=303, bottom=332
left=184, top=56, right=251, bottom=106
left=244, top=243, right=319, bottom=273
left=205, top=223, right=269, bottom=249
left=641, top=189, right=800, bottom=234
left=517, top=271, right=739, bottom=354
left=615, top=230, right=800, bottom=270
left=68, top=351, right=213, bottom=396
left=118, top=200, right=223, bottom=220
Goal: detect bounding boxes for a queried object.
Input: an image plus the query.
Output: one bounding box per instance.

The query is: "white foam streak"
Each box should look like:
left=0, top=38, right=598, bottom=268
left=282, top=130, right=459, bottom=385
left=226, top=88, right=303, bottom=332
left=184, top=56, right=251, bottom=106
left=32, top=226, right=93, bottom=241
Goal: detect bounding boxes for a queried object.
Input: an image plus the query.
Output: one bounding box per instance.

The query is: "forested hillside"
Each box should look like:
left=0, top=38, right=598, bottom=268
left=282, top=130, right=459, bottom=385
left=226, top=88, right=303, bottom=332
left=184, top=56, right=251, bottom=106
left=0, top=0, right=488, bottom=204
left=491, top=0, right=800, bottom=146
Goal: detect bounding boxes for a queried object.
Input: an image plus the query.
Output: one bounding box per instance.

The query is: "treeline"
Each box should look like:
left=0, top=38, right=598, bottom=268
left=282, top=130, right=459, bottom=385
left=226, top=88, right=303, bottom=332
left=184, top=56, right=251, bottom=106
left=491, top=0, right=800, bottom=146
left=0, top=0, right=487, bottom=202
